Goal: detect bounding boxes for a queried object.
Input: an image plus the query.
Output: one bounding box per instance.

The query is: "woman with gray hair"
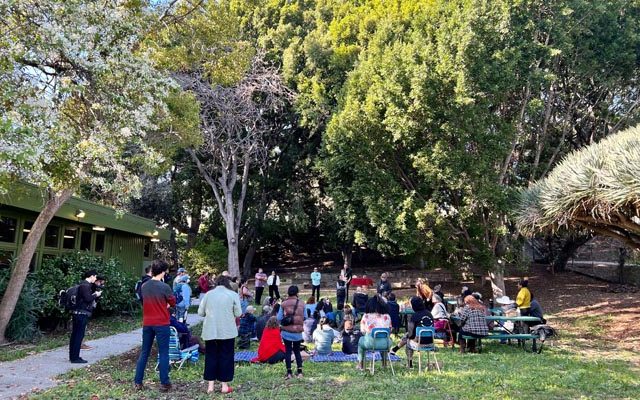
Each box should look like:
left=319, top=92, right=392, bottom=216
left=198, top=275, right=242, bottom=394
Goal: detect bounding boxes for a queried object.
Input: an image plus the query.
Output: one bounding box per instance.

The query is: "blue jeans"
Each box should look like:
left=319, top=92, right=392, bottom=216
left=134, top=325, right=170, bottom=385
left=69, top=313, right=89, bottom=361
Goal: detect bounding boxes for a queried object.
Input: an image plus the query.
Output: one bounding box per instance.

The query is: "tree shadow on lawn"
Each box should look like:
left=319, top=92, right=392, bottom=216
left=27, top=340, right=640, bottom=400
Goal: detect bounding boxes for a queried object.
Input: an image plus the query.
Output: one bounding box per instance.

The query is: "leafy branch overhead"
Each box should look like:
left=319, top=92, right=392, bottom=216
left=516, top=125, right=640, bottom=248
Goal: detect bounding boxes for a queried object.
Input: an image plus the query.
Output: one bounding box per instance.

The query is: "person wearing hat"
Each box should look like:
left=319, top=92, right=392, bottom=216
left=175, top=274, right=192, bottom=323
left=173, top=267, right=187, bottom=291
left=516, top=280, right=532, bottom=316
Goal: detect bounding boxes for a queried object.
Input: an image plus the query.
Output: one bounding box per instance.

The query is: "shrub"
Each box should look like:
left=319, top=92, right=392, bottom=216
left=0, top=269, right=46, bottom=342
left=33, top=252, right=139, bottom=325
left=182, top=237, right=228, bottom=277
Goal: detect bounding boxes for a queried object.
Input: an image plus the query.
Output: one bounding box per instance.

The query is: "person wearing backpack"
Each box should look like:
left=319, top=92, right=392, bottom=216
left=69, top=269, right=102, bottom=364
left=135, top=266, right=152, bottom=303
left=175, top=275, right=192, bottom=323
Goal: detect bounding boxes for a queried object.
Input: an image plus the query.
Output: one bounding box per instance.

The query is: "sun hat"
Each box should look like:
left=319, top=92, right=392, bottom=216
left=496, top=295, right=512, bottom=305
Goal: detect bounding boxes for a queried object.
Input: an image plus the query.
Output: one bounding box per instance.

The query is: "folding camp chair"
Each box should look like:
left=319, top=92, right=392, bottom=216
left=365, top=328, right=395, bottom=375
left=156, top=327, right=199, bottom=370
left=414, top=327, right=441, bottom=373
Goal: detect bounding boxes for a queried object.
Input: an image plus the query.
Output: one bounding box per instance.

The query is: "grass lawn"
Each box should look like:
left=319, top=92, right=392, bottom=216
left=27, top=316, right=640, bottom=400
left=0, top=310, right=142, bottom=362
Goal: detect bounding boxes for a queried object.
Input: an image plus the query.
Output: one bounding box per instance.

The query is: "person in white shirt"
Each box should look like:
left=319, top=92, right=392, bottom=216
left=267, top=270, right=281, bottom=301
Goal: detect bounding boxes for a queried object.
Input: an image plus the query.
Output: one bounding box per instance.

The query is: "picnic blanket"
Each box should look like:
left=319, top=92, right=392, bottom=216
left=311, top=351, right=401, bottom=362
left=233, top=350, right=402, bottom=363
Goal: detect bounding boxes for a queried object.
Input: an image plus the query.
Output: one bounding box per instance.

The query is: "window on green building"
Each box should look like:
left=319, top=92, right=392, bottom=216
left=44, top=225, right=60, bottom=248
left=63, top=227, right=77, bottom=249
left=0, top=216, right=17, bottom=243
left=0, top=250, right=14, bottom=269
left=143, top=241, right=151, bottom=258
left=80, top=230, right=92, bottom=251
left=94, top=233, right=105, bottom=253
left=22, top=221, right=34, bottom=244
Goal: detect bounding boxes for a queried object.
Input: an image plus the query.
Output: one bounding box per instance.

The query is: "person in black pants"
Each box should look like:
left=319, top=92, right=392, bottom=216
left=267, top=271, right=280, bottom=301
left=69, top=270, right=102, bottom=363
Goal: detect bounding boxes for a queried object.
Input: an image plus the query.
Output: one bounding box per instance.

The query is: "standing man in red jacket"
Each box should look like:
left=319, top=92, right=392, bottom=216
left=133, top=260, right=176, bottom=393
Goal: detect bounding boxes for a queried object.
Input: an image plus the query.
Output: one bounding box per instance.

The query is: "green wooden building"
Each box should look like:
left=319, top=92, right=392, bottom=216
left=0, top=183, right=169, bottom=277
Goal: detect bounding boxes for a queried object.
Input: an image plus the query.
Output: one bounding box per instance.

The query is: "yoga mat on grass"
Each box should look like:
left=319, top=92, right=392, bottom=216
left=234, top=351, right=258, bottom=362
left=234, top=350, right=402, bottom=363
left=311, top=351, right=401, bottom=362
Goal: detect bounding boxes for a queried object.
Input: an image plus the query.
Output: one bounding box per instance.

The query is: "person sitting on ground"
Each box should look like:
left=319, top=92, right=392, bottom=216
left=377, top=273, right=392, bottom=298
left=458, top=295, right=489, bottom=353
left=237, top=306, right=257, bottom=349
left=516, top=279, right=532, bottom=316
left=529, top=293, right=546, bottom=324
left=416, top=278, right=434, bottom=311
left=303, top=314, right=318, bottom=344
left=305, top=296, right=317, bottom=319
left=352, top=286, right=369, bottom=314
left=312, top=316, right=335, bottom=355
left=255, top=305, right=272, bottom=341
left=175, top=275, right=192, bottom=323
left=251, top=317, right=287, bottom=364
left=336, top=277, right=347, bottom=310
left=386, top=293, right=400, bottom=334
left=390, top=297, right=434, bottom=362
left=356, top=295, right=392, bottom=371
left=341, top=318, right=361, bottom=355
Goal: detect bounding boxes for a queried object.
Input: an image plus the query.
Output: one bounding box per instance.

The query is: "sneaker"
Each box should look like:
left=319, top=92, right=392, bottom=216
left=389, top=347, right=399, bottom=356
left=133, top=383, right=144, bottom=391
left=159, top=383, right=172, bottom=393
left=285, top=373, right=293, bottom=380
left=250, top=337, right=259, bottom=341
left=80, top=344, right=93, bottom=350
left=70, top=358, right=88, bottom=364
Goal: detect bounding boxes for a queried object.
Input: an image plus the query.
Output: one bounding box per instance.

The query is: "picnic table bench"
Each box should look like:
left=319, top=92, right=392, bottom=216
left=462, top=315, right=543, bottom=353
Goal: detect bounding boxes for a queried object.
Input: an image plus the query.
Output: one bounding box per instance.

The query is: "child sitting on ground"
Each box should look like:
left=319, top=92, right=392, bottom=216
left=238, top=306, right=257, bottom=349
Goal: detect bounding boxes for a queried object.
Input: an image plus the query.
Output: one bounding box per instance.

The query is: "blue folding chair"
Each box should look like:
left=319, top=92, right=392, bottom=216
left=366, top=327, right=395, bottom=375
left=414, top=326, right=440, bottom=373
left=156, top=327, right=199, bottom=370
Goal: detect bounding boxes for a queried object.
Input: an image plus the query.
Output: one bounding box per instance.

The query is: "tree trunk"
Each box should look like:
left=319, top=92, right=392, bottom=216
left=553, top=234, right=592, bottom=272
left=168, top=222, right=179, bottom=267
left=242, top=242, right=257, bottom=280
left=489, top=264, right=506, bottom=299
left=618, top=247, right=627, bottom=284
left=0, top=188, right=72, bottom=343
left=341, top=245, right=353, bottom=269
left=224, top=192, right=240, bottom=277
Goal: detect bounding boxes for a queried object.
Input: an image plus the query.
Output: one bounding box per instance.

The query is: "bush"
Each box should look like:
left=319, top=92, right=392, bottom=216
left=182, top=237, right=228, bottom=277
left=0, top=269, right=46, bottom=342
left=33, top=252, right=139, bottom=325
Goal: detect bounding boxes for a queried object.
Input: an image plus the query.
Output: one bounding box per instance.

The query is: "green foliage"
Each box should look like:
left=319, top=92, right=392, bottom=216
left=0, top=270, right=46, bottom=342
left=33, top=253, right=139, bottom=322
left=516, top=125, right=640, bottom=246
left=182, top=238, right=228, bottom=277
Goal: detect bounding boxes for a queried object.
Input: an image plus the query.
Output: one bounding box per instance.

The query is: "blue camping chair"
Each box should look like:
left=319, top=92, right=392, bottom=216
left=366, top=328, right=395, bottom=375
left=156, top=327, right=199, bottom=370
left=414, top=327, right=440, bottom=373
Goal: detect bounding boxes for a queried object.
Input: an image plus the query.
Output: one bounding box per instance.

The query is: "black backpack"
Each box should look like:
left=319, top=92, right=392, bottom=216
left=58, top=285, right=80, bottom=311
left=135, top=276, right=150, bottom=302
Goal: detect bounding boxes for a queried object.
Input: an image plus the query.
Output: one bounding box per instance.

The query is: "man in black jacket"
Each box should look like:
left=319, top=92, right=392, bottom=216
left=69, top=269, right=102, bottom=363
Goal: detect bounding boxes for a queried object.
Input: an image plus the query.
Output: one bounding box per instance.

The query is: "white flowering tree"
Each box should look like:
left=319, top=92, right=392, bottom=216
left=0, top=0, right=175, bottom=343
